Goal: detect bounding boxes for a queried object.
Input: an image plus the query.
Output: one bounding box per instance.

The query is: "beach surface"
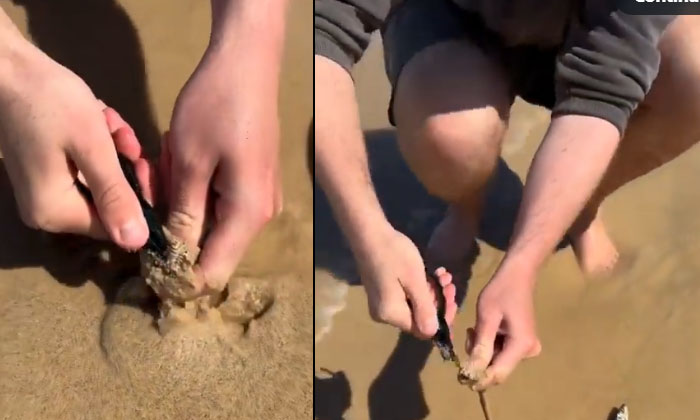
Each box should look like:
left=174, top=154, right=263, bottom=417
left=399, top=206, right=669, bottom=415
left=315, top=34, right=700, bottom=420
left=0, top=1, right=312, bottom=419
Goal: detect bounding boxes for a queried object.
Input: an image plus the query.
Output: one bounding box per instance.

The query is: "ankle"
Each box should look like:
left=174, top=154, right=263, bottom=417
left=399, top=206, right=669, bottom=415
left=569, top=206, right=599, bottom=237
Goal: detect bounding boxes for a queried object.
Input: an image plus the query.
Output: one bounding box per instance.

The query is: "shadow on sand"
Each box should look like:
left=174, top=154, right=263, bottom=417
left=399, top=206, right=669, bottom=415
left=314, top=128, right=530, bottom=419
left=0, top=0, right=161, bottom=303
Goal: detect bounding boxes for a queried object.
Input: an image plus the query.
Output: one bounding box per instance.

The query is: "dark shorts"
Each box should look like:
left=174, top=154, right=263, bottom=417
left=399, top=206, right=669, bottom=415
left=381, top=0, right=560, bottom=126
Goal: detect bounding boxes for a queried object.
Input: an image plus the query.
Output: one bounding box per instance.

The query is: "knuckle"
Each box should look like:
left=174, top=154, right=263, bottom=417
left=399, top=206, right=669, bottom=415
left=253, top=182, right=284, bottom=224
left=19, top=202, right=55, bottom=232
left=520, top=336, right=536, bottom=350
left=370, top=302, right=395, bottom=324
left=168, top=208, right=199, bottom=231
left=95, top=180, right=126, bottom=212
left=476, top=300, right=495, bottom=319
left=176, top=153, right=211, bottom=179
left=492, top=373, right=505, bottom=386
left=255, top=198, right=278, bottom=224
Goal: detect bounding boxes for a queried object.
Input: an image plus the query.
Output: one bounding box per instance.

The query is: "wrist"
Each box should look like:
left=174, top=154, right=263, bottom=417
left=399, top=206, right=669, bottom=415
left=336, top=200, right=394, bottom=258
left=207, top=0, right=287, bottom=70
left=0, top=36, right=45, bottom=100
left=494, top=253, right=540, bottom=288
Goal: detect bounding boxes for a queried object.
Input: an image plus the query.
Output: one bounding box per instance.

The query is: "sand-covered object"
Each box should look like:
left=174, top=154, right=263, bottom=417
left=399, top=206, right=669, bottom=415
left=140, top=227, right=201, bottom=306
left=137, top=226, right=276, bottom=335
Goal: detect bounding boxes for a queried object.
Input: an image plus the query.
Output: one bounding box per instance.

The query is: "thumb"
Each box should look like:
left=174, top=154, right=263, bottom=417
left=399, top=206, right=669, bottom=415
left=402, top=275, right=439, bottom=339
left=466, top=308, right=501, bottom=376
left=69, top=122, right=147, bottom=250
left=196, top=201, right=262, bottom=291
left=165, top=144, right=212, bottom=249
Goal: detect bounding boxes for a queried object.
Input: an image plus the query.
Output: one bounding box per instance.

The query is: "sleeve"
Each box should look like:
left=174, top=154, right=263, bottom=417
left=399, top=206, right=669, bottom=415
left=552, top=1, right=675, bottom=135
left=314, top=0, right=390, bottom=74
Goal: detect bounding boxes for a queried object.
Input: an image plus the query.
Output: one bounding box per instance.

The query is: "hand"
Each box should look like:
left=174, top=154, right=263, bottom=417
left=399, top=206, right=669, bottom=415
left=163, top=47, right=282, bottom=294
left=465, top=263, right=541, bottom=390
left=0, top=42, right=151, bottom=249
left=356, top=226, right=457, bottom=339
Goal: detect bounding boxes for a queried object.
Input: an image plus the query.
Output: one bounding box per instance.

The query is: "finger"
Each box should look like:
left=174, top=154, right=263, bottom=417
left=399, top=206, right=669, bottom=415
left=197, top=197, right=265, bottom=291
left=401, top=274, right=439, bottom=339
left=102, top=106, right=136, bottom=138
left=110, top=127, right=155, bottom=204
left=476, top=337, right=537, bottom=390
left=102, top=106, right=142, bottom=161
left=165, top=137, right=212, bottom=248
left=466, top=327, right=476, bottom=353
left=134, top=158, right=156, bottom=205
left=159, top=131, right=172, bottom=206
left=443, top=284, right=458, bottom=325
left=68, top=120, right=148, bottom=250
left=467, top=310, right=502, bottom=373
left=434, top=267, right=452, bottom=287
left=112, top=126, right=143, bottom=162
left=438, top=272, right=452, bottom=287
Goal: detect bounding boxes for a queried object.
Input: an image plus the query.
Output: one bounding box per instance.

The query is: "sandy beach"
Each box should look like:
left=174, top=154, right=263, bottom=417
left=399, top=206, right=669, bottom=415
left=0, top=1, right=312, bottom=419
left=315, top=34, right=700, bottom=420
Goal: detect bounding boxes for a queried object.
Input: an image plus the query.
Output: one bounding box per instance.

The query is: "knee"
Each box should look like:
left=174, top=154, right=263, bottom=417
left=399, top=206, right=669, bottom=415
left=658, top=16, right=700, bottom=117
left=398, top=109, right=504, bottom=200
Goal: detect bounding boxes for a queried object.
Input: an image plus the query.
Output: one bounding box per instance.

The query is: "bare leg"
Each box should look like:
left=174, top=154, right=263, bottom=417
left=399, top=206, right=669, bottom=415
left=393, top=40, right=513, bottom=275
left=570, top=16, right=700, bottom=275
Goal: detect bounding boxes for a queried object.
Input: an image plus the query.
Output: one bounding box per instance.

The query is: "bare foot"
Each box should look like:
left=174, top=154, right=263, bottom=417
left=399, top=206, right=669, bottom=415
left=426, top=206, right=475, bottom=278
left=570, top=210, right=619, bottom=276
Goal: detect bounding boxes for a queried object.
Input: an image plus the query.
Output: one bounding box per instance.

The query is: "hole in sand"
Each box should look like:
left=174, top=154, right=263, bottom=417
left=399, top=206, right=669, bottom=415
left=98, top=272, right=309, bottom=418
left=100, top=276, right=275, bottom=374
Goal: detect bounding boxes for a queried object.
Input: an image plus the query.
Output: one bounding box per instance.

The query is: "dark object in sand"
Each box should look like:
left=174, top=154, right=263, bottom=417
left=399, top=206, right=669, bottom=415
left=116, top=154, right=167, bottom=257
left=427, top=270, right=465, bottom=377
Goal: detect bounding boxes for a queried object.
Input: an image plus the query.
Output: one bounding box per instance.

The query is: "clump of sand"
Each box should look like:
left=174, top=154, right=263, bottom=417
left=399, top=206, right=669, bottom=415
left=138, top=226, right=274, bottom=335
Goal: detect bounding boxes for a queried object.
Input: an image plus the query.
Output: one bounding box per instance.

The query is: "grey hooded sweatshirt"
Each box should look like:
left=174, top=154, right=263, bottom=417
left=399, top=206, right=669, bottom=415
left=314, top=0, right=675, bottom=134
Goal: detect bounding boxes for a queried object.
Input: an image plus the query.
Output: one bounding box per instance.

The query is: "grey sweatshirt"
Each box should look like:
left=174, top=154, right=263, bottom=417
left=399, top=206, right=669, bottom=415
left=314, top=0, right=675, bottom=134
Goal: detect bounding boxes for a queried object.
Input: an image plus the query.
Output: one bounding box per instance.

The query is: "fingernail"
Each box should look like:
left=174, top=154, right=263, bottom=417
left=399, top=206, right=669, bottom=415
left=119, top=218, right=147, bottom=248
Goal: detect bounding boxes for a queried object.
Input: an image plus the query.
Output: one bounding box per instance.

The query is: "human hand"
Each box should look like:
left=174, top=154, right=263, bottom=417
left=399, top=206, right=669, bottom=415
left=0, top=42, right=151, bottom=249
left=464, top=263, right=541, bottom=390
left=356, top=226, right=457, bottom=339
left=162, top=47, right=282, bottom=294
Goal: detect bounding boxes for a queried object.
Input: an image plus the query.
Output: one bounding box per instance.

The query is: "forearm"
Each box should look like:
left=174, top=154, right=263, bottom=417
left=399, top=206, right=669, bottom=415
left=502, top=115, right=620, bottom=277
left=207, top=0, right=289, bottom=88
left=315, top=55, right=390, bottom=255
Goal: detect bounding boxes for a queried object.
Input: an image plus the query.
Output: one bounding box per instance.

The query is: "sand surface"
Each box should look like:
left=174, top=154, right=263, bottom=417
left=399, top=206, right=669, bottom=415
left=315, top=35, right=700, bottom=420
left=0, top=1, right=312, bottom=419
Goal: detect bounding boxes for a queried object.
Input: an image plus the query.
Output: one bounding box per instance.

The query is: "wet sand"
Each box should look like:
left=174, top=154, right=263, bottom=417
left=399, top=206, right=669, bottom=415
left=0, top=1, right=312, bottom=419
left=315, top=34, right=700, bottom=420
